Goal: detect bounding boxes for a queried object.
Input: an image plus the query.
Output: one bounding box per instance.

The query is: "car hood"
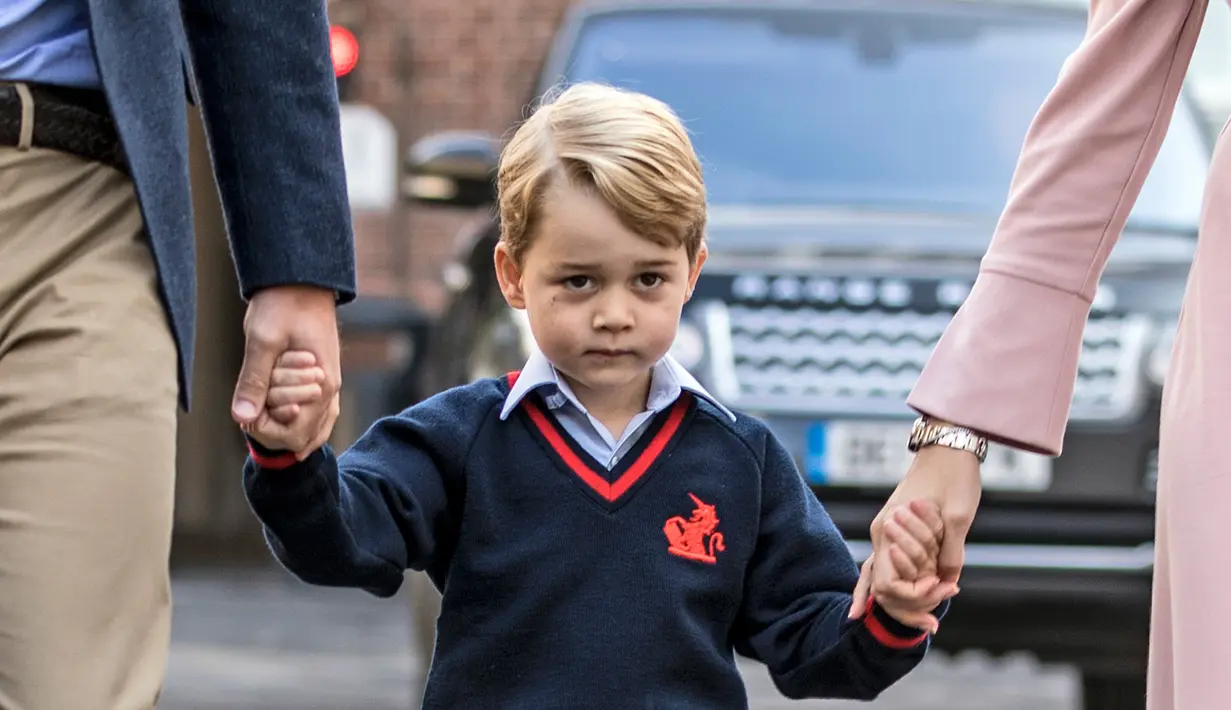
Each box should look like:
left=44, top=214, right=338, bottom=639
left=699, top=206, right=1194, bottom=315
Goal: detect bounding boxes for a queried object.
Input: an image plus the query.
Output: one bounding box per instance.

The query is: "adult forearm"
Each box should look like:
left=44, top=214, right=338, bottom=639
left=181, top=0, right=357, bottom=302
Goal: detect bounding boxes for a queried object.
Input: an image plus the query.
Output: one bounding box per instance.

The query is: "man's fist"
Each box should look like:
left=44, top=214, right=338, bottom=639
left=233, top=285, right=341, bottom=458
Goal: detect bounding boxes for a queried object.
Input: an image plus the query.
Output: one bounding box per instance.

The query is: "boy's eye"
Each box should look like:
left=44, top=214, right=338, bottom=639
left=637, top=273, right=665, bottom=288
left=563, top=276, right=593, bottom=290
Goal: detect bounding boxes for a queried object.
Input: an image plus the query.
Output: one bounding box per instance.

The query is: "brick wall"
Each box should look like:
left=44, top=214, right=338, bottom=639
left=328, top=0, right=573, bottom=313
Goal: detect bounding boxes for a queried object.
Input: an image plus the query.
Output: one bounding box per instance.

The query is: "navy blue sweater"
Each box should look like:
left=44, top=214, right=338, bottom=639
left=243, top=373, right=945, bottom=708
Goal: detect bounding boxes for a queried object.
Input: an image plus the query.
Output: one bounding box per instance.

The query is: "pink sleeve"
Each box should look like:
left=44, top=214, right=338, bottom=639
left=906, top=0, right=1209, bottom=455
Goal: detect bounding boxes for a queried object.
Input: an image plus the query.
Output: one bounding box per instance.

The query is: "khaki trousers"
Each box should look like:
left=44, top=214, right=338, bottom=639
left=0, top=144, right=178, bottom=709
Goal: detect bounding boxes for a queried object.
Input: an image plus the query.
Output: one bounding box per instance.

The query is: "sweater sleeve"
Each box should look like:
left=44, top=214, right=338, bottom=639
left=732, top=430, right=946, bottom=700
left=242, top=386, right=497, bottom=598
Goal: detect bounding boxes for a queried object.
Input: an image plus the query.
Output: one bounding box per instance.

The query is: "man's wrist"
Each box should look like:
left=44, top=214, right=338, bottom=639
left=249, top=284, right=339, bottom=304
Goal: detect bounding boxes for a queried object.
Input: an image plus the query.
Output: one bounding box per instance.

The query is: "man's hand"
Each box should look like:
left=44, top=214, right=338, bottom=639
left=849, top=443, right=983, bottom=619
left=232, top=285, right=341, bottom=458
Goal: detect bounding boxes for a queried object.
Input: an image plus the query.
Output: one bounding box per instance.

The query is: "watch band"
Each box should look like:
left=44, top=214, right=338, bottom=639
left=907, top=416, right=989, bottom=463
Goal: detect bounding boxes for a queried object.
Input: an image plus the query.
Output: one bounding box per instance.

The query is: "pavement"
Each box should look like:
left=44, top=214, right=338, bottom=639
left=159, top=565, right=1081, bottom=710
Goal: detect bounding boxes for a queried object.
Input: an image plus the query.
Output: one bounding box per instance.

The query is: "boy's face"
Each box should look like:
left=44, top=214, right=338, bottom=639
left=495, top=182, right=706, bottom=399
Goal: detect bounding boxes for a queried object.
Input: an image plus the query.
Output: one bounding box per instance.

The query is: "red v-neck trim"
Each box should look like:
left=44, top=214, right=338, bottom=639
left=507, top=370, right=690, bottom=503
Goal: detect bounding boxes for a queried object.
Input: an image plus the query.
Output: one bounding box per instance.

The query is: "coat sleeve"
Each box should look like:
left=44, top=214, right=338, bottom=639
left=180, top=0, right=357, bottom=303
left=907, top=0, right=1209, bottom=455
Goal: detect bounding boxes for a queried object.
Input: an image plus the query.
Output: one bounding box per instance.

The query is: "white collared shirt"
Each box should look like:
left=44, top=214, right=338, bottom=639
left=500, top=349, right=736, bottom=471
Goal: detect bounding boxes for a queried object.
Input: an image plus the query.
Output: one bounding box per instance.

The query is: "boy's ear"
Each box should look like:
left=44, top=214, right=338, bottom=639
left=685, top=243, right=708, bottom=301
left=494, top=242, right=527, bottom=309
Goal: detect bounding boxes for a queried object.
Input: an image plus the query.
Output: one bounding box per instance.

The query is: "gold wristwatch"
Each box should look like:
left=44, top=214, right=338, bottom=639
left=907, top=416, right=989, bottom=463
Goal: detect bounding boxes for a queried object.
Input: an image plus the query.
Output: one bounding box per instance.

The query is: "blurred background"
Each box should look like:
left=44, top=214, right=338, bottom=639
left=165, top=0, right=1231, bottom=708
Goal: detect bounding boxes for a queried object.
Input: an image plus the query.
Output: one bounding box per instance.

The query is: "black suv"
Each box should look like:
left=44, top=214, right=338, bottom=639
left=398, top=1, right=1214, bottom=707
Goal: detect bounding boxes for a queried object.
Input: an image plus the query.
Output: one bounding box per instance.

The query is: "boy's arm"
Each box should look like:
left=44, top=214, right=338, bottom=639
left=732, top=431, right=948, bottom=701
left=242, top=389, right=492, bottom=598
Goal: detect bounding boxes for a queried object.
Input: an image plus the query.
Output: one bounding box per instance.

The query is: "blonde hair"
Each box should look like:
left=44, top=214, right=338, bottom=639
left=496, top=82, right=706, bottom=264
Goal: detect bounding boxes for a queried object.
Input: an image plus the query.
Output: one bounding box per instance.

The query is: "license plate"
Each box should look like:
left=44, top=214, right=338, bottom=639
left=804, top=421, right=1052, bottom=492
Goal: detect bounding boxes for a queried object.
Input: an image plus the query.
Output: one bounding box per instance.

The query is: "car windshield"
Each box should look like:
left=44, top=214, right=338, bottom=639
left=561, top=8, right=1208, bottom=233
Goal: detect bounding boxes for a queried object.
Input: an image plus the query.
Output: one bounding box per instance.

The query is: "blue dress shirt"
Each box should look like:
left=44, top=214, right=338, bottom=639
left=1, top=0, right=100, bottom=89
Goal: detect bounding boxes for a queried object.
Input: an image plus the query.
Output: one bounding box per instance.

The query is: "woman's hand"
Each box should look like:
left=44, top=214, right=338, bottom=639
left=849, top=444, right=983, bottom=618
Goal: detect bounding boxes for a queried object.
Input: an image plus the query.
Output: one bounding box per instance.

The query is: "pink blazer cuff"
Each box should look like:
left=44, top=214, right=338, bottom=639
left=906, top=270, right=1091, bottom=456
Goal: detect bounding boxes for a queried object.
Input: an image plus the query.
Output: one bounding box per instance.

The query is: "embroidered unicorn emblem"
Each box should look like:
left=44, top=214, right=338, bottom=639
left=664, top=492, right=725, bottom=564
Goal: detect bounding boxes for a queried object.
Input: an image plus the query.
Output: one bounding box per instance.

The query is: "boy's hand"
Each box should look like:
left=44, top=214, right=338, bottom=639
left=243, top=350, right=330, bottom=453
left=851, top=500, right=957, bottom=634
left=883, top=498, right=942, bottom=585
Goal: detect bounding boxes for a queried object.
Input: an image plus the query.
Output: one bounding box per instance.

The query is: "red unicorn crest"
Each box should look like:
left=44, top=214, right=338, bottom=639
left=663, top=493, right=725, bottom=564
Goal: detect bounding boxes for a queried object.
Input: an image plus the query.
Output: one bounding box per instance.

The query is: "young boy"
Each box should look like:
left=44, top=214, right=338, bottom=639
left=242, top=82, right=955, bottom=708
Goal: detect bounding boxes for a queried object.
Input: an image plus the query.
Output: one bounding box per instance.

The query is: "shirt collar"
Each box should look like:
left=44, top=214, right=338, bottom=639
left=499, top=348, right=736, bottom=422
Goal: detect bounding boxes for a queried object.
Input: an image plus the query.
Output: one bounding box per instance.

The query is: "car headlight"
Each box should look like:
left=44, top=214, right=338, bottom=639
left=670, top=321, right=706, bottom=370
left=1146, top=321, right=1176, bottom=386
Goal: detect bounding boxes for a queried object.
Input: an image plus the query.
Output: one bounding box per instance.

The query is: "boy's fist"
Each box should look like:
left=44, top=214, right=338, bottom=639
left=851, top=499, right=957, bottom=634
left=243, top=350, right=331, bottom=453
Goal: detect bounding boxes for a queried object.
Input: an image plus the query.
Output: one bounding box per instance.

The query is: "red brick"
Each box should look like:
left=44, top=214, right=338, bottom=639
left=328, top=0, right=571, bottom=311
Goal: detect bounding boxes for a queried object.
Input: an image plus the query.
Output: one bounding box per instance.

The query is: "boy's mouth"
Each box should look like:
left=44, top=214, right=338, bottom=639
left=585, top=348, right=635, bottom=358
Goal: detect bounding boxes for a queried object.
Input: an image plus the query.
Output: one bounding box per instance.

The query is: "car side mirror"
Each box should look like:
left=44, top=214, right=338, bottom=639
left=400, top=131, right=499, bottom=208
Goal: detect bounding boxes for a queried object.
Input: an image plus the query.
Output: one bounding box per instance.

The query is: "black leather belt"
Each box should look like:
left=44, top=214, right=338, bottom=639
left=0, top=82, right=129, bottom=176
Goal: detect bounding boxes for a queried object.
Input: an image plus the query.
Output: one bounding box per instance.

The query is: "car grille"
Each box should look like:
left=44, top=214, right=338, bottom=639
left=697, top=291, right=1153, bottom=421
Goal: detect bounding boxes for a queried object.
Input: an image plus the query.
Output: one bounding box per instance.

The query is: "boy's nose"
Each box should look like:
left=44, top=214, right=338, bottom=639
left=592, top=294, right=635, bottom=331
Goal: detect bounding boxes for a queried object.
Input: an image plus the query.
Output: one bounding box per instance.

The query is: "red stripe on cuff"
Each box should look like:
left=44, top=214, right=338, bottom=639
left=862, top=600, right=928, bottom=649
left=248, top=444, right=300, bottom=470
